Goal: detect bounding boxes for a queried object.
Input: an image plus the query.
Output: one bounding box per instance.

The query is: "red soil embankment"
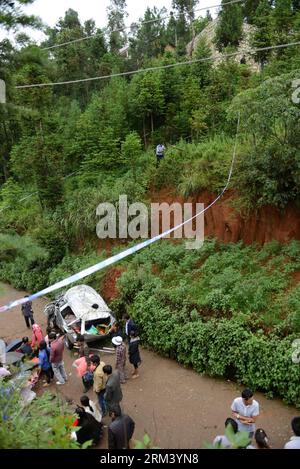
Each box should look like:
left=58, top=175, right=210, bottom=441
left=150, top=188, right=300, bottom=245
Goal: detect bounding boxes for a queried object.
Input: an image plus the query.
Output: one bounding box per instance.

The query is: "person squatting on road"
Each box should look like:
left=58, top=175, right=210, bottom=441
left=72, top=407, right=103, bottom=446
left=247, top=428, right=270, bottom=449
left=80, top=395, right=102, bottom=423
left=213, top=418, right=238, bottom=448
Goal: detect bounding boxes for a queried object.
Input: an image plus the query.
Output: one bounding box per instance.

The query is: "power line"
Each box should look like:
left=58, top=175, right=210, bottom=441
left=42, top=0, right=245, bottom=51
left=15, top=40, right=300, bottom=89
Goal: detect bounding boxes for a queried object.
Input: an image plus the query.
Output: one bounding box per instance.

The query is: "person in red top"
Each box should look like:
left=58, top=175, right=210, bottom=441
left=49, top=332, right=68, bottom=385
left=31, top=324, right=44, bottom=348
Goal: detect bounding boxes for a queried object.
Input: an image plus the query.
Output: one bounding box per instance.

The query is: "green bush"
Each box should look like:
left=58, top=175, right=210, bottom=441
left=0, top=379, right=81, bottom=449
left=112, top=239, right=300, bottom=406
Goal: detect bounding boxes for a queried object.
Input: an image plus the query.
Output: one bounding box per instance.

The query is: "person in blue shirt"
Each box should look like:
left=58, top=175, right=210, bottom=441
left=38, top=340, right=53, bottom=386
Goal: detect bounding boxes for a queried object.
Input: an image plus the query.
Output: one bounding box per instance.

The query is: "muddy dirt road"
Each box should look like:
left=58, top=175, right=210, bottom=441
left=0, top=283, right=298, bottom=449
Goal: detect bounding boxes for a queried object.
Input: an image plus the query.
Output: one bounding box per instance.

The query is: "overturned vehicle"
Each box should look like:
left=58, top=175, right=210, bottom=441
left=44, top=285, right=115, bottom=348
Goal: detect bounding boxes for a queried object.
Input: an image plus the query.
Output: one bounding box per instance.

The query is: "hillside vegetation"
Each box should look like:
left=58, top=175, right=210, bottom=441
left=1, top=0, right=300, bottom=405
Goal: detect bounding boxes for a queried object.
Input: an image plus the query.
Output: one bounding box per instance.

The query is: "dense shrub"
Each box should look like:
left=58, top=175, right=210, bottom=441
left=113, top=239, right=300, bottom=406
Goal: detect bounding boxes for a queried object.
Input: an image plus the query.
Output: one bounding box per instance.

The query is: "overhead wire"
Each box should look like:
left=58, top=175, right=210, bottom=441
left=42, top=0, right=246, bottom=51
left=15, top=40, right=300, bottom=89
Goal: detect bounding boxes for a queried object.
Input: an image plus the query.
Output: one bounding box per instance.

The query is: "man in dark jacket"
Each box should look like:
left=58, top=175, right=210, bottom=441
left=123, top=314, right=137, bottom=341
left=103, top=365, right=123, bottom=414
left=108, top=406, right=135, bottom=449
left=21, top=296, right=35, bottom=328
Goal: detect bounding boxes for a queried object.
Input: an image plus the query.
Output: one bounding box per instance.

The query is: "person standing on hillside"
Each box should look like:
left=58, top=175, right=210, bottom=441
left=155, top=143, right=165, bottom=167
left=21, top=296, right=35, bottom=328
left=231, top=388, right=260, bottom=439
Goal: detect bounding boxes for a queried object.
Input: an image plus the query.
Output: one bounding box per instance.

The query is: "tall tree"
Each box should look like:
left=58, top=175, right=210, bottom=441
left=0, top=0, right=40, bottom=30
left=215, top=0, right=244, bottom=51
left=251, top=0, right=273, bottom=67
left=272, top=0, right=294, bottom=40
left=172, top=0, right=199, bottom=55
left=129, top=7, right=167, bottom=64
left=44, top=9, right=107, bottom=107
left=129, top=71, right=165, bottom=145
left=243, top=0, right=261, bottom=24
left=107, top=0, right=128, bottom=53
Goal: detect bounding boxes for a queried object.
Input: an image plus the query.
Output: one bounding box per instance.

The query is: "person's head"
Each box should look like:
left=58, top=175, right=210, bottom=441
left=291, top=417, right=300, bottom=436
left=123, top=313, right=130, bottom=321
left=77, top=334, right=85, bottom=343
left=109, top=405, right=122, bottom=421
left=22, top=336, right=29, bottom=344
left=103, top=365, right=112, bottom=376
left=39, top=340, right=47, bottom=350
left=80, top=395, right=89, bottom=407
left=130, top=329, right=137, bottom=338
left=48, top=332, right=57, bottom=342
left=90, top=354, right=100, bottom=366
left=255, top=429, right=270, bottom=449
left=112, top=336, right=123, bottom=347
left=225, top=417, right=238, bottom=434
left=80, top=395, right=93, bottom=412
left=241, top=388, right=254, bottom=406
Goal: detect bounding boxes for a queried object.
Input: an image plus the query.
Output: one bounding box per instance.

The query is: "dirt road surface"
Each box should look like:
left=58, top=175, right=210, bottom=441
left=0, top=283, right=298, bottom=449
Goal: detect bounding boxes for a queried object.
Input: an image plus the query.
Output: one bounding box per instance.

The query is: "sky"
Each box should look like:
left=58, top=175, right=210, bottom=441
left=1, top=0, right=215, bottom=43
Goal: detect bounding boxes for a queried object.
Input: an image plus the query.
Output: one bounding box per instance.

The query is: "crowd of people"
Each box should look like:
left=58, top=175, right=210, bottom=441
left=18, top=307, right=139, bottom=449
left=2, top=299, right=300, bottom=450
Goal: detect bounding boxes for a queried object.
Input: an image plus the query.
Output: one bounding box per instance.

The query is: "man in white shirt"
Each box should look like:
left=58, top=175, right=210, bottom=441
left=231, top=388, right=259, bottom=438
left=284, top=417, right=300, bottom=449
